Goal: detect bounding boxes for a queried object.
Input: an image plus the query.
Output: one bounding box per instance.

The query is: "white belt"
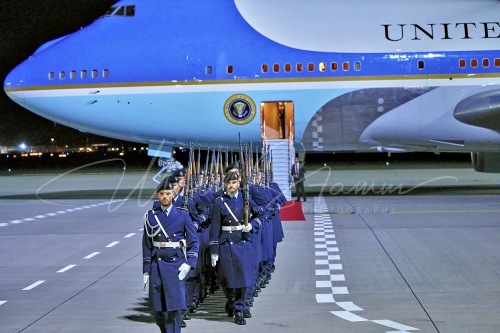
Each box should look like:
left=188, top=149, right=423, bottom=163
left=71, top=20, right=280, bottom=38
left=222, top=225, right=243, bottom=231
left=153, top=241, right=180, bottom=248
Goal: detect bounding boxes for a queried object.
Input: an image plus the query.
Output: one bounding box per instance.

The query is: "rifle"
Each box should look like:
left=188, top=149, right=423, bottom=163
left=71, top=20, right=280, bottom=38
left=239, top=143, right=250, bottom=227
left=203, top=146, right=210, bottom=190
left=181, top=142, right=194, bottom=209
left=195, top=145, right=201, bottom=190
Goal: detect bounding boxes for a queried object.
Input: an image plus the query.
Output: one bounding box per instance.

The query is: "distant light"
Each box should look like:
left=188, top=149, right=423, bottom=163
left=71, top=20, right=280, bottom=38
left=19, top=143, right=27, bottom=150
left=323, top=163, right=327, bottom=166
left=8, top=169, right=11, bottom=172
left=386, top=161, right=390, bottom=165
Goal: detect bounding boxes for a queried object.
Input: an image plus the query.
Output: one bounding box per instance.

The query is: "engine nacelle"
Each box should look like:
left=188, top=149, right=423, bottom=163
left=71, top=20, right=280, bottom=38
left=471, top=152, right=500, bottom=173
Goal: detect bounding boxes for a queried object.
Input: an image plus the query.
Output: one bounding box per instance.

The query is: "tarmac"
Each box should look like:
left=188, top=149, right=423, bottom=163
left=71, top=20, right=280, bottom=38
left=0, top=162, right=498, bottom=332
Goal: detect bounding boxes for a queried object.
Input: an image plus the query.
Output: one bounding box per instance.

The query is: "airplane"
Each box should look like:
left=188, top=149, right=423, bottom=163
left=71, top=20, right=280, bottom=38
left=3, top=0, right=500, bottom=173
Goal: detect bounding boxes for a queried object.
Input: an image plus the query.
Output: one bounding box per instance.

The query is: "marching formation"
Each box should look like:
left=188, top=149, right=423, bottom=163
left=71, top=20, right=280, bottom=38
left=142, top=144, right=287, bottom=333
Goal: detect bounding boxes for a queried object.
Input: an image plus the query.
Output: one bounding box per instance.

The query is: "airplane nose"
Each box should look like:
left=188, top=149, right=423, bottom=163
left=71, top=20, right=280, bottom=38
left=3, top=61, right=27, bottom=105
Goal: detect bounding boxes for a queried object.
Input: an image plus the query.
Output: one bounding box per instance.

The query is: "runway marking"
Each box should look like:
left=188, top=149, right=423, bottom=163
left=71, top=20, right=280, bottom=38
left=314, top=196, right=420, bottom=332
left=0, top=301, right=7, bottom=306
left=57, top=264, right=76, bottom=273
left=3, top=200, right=128, bottom=227
left=106, top=241, right=119, bottom=248
left=124, top=233, right=135, bottom=238
left=331, top=311, right=368, bottom=322
left=84, top=252, right=100, bottom=259
left=23, top=280, right=45, bottom=290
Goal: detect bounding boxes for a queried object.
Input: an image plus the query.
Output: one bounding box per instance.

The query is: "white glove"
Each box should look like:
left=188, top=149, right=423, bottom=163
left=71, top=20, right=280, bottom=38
left=178, top=263, right=191, bottom=281
left=242, top=223, right=253, bottom=232
left=143, top=274, right=149, bottom=290
left=211, top=254, right=219, bottom=267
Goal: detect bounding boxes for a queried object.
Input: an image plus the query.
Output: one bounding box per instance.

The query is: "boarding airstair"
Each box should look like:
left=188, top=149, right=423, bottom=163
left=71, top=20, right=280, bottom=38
left=266, top=139, right=294, bottom=200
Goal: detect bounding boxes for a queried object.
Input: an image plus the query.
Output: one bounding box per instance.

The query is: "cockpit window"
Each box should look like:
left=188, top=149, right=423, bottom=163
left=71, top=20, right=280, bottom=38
left=103, top=5, right=135, bottom=17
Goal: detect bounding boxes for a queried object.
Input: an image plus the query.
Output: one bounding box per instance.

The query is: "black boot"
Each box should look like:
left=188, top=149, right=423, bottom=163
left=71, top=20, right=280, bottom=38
left=243, top=309, right=252, bottom=318
left=183, top=310, right=191, bottom=320
left=225, top=300, right=234, bottom=317
left=181, top=320, right=186, bottom=328
left=234, top=312, right=246, bottom=325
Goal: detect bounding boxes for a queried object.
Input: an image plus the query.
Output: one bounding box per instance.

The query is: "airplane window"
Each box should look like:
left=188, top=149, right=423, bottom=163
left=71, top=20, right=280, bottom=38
left=205, top=66, right=212, bottom=74
left=59, top=71, right=65, bottom=80
left=115, top=7, right=125, bottom=16
left=319, top=62, right=326, bottom=72
left=342, top=61, right=349, bottom=71
left=459, top=59, right=466, bottom=68
left=103, top=69, right=109, bottom=78
left=418, top=60, right=425, bottom=70
left=125, top=6, right=136, bottom=16
left=227, top=65, right=233, bottom=74
left=331, top=62, right=338, bottom=71
left=81, top=70, right=87, bottom=79
left=307, top=63, right=314, bottom=72
left=296, top=63, right=303, bottom=72
left=273, top=64, right=280, bottom=72
left=92, top=69, right=98, bottom=78
left=70, top=70, right=76, bottom=79
left=354, top=61, right=361, bottom=71
left=49, top=72, right=55, bottom=80
left=262, top=64, right=268, bottom=73
left=470, top=59, right=478, bottom=68
left=482, top=58, right=490, bottom=68
left=104, top=7, right=118, bottom=16
left=285, top=63, right=291, bottom=72
left=495, top=58, right=500, bottom=67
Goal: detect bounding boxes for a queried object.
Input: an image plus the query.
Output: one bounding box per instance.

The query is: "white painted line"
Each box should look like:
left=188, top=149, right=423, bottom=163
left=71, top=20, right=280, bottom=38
left=124, top=233, right=135, bottom=238
left=331, top=311, right=368, bottom=322
left=106, top=241, right=119, bottom=248
left=0, top=223, right=9, bottom=227
left=316, top=280, right=331, bottom=288
left=315, top=237, right=326, bottom=242
left=315, top=251, right=328, bottom=256
left=91, top=204, right=99, bottom=207
left=66, top=209, right=75, bottom=212
left=328, top=255, right=341, bottom=260
left=330, top=274, right=345, bottom=281
left=57, top=265, right=76, bottom=273
left=139, top=228, right=144, bottom=232
left=0, top=301, right=7, bottom=306
left=82, top=206, right=91, bottom=209
left=46, top=213, right=57, bottom=217
left=315, top=244, right=327, bottom=249
left=329, top=264, right=343, bottom=270
left=327, top=247, right=339, bottom=252
left=84, top=252, right=100, bottom=259
left=23, top=280, right=45, bottom=291
left=326, top=240, right=337, bottom=245
left=22, top=218, right=34, bottom=222
left=316, top=294, right=335, bottom=303
left=35, top=215, right=46, bottom=219
left=315, top=269, right=331, bottom=276
left=56, top=211, right=66, bottom=214
left=74, top=207, right=83, bottom=210
left=372, top=320, right=419, bottom=331
left=314, top=232, right=324, bottom=236
left=335, top=302, right=364, bottom=312
left=10, top=220, right=23, bottom=224
left=332, top=287, right=349, bottom=294
left=315, top=259, right=329, bottom=265
left=325, top=234, right=336, bottom=239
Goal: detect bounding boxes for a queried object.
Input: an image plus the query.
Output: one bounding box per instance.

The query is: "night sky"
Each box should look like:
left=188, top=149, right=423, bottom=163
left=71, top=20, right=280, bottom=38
left=0, top=0, right=118, bottom=147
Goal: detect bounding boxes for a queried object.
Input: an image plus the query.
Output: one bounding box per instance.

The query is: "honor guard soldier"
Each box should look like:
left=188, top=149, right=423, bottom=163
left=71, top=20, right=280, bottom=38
left=142, top=178, right=199, bottom=333
left=209, top=171, right=262, bottom=325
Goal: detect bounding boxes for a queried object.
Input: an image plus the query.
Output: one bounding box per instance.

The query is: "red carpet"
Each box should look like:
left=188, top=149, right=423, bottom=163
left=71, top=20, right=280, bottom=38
left=279, top=201, right=306, bottom=221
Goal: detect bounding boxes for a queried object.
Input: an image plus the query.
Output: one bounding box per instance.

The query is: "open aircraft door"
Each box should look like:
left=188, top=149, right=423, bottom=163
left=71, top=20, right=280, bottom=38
left=260, top=101, right=294, bottom=140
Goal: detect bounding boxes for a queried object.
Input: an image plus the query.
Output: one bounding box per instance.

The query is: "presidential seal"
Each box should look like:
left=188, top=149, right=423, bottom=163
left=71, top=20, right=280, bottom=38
left=223, top=94, right=256, bottom=125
